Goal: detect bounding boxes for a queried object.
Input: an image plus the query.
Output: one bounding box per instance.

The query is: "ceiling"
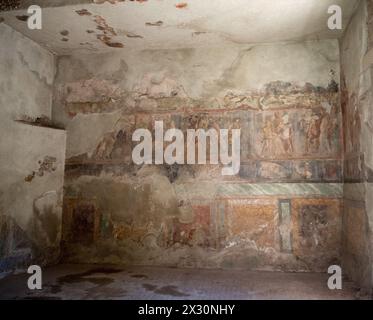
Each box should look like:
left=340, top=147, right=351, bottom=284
left=0, top=0, right=360, bottom=55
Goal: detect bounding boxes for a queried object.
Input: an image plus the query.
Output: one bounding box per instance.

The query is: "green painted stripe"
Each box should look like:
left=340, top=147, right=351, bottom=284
left=175, top=183, right=343, bottom=198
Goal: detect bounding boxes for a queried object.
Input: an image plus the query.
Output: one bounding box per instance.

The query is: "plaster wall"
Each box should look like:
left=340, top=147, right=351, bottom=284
left=0, top=24, right=66, bottom=271
left=340, top=0, right=373, bottom=293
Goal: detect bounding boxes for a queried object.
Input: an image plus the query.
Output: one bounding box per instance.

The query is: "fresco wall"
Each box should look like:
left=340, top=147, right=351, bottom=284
left=340, top=0, right=373, bottom=293
left=54, top=40, right=343, bottom=271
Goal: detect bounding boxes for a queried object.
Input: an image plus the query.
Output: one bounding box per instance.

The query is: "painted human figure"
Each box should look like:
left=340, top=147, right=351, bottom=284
left=279, top=113, right=294, bottom=154
left=319, top=106, right=336, bottom=154
left=261, top=119, right=274, bottom=156
left=271, top=112, right=286, bottom=156
left=305, top=112, right=322, bottom=153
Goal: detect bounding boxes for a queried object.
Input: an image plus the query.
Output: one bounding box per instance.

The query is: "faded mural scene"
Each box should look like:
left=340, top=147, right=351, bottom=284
left=0, top=0, right=373, bottom=301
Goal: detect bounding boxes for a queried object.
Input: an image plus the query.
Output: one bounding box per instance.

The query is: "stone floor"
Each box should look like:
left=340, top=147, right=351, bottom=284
left=0, top=264, right=361, bottom=300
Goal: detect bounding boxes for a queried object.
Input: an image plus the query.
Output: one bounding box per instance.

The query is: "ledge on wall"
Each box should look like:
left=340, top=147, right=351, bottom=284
left=14, top=116, right=65, bottom=131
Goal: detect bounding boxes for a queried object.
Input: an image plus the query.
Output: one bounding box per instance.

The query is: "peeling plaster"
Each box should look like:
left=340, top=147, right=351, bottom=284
left=0, top=0, right=359, bottom=54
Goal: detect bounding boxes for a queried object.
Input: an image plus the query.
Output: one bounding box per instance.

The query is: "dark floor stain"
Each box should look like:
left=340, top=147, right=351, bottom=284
left=154, top=286, right=189, bottom=297
left=16, top=15, right=29, bottom=21
left=86, top=277, right=113, bottom=285
left=131, top=274, right=148, bottom=279
left=46, top=284, right=62, bottom=294
left=87, top=30, right=95, bottom=33
left=88, top=267, right=123, bottom=274
left=0, top=0, right=20, bottom=11
left=142, top=283, right=157, bottom=291
left=22, top=296, right=62, bottom=300
left=61, top=38, right=69, bottom=42
left=57, top=267, right=122, bottom=286
left=58, top=274, right=113, bottom=286
left=60, top=30, right=69, bottom=36
left=84, top=286, right=126, bottom=299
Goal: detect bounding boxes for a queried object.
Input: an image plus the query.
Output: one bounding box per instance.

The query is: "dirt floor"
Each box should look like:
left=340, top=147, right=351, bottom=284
left=0, top=264, right=361, bottom=300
